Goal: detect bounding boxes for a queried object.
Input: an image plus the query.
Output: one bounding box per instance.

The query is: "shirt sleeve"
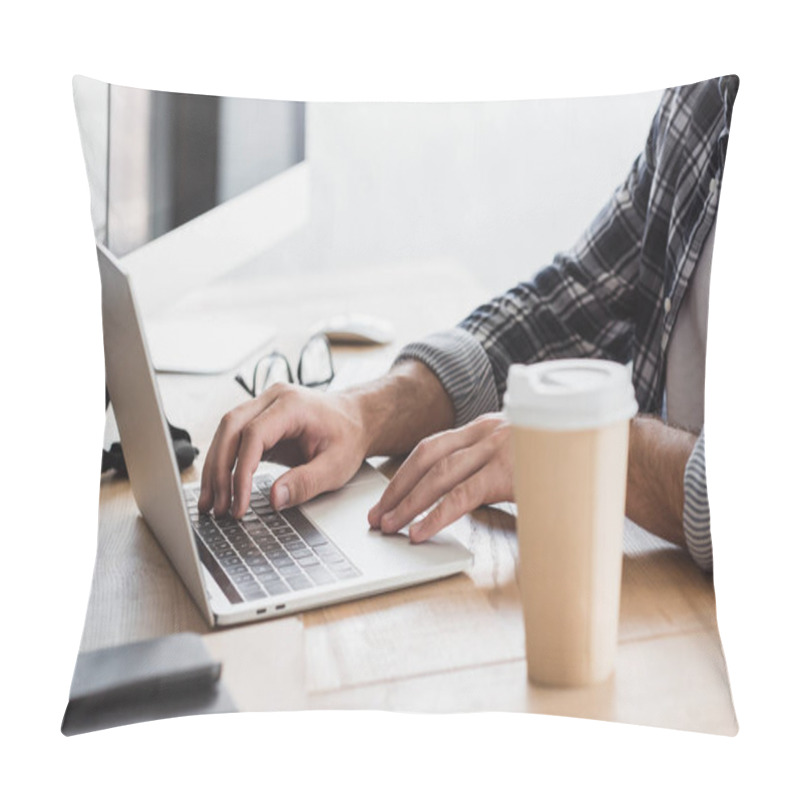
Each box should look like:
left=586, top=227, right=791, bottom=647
left=395, top=93, right=668, bottom=423
left=683, top=427, right=712, bottom=572
left=394, top=328, right=500, bottom=427
left=457, top=140, right=652, bottom=405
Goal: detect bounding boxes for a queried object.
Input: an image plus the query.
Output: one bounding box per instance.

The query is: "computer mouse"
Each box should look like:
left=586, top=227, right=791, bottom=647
left=313, top=313, right=395, bottom=345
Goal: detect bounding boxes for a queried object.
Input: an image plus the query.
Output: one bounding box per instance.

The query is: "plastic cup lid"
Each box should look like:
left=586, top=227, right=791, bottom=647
left=503, top=359, right=638, bottom=431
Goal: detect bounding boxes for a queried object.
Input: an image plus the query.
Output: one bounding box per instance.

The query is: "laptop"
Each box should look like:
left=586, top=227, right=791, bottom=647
left=97, top=243, right=473, bottom=627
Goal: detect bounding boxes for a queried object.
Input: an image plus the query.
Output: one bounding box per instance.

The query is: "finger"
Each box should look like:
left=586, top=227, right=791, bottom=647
left=198, top=388, right=284, bottom=515
left=408, top=469, right=489, bottom=543
left=367, top=422, right=489, bottom=527
left=271, top=450, right=351, bottom=510
left=197, top=438, right=217, bottom=513
left=198, top=424, right=235, bottom=515
left=378, top=436, right=495, bottom=533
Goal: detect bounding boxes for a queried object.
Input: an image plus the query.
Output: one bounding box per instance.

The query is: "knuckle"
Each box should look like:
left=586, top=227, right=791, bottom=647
left=429, top=454, right=451, bottom=482
left=273, top=381, right=298, bottom=400
left=219, top=410, right=239, bottom=434
left=448, top=481, right=472, bottom=510
left=413, top=434, right=439, bottom=462
left=240, top=419, right=261, bottom=447
left=412, top=438, right=430, bottom=460
left=475, top=414, right=500, bottom=433
left=265, top=381, right=288, bottom=399
left=422, top=499, right=443, bottom=525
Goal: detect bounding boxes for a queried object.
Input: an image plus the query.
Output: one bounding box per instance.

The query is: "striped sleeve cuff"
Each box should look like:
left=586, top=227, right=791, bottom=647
left=683, top=428, right=713, bottom=572
left=393, top=328, right=500, bottom=427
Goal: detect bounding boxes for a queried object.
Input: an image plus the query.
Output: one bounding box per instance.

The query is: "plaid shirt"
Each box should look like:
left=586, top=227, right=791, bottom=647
left=398, top=76, right=739, bottom=572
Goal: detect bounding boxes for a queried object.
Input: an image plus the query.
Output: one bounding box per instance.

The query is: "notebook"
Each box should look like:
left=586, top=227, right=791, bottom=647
left=97, top=243, right=473, bottom=627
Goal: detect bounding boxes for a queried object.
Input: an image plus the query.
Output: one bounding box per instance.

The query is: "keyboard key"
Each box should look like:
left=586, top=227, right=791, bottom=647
left=277, top=540, right=296, bottom=551
left=305, top=565, right=336, bottom=585
left=242, top=585, right=267, bottom=601
left=264, top=580, right=290, bottom=596
left=300, top=531, right=328, bottom=547
left=218, top=524, right=239, bottom=536
left=243, top=524, right=264, bottom=537
left=286, top=575, right=313, bottom=591
left=314, top=545, right=347, bottom=565
left=187, top=476, right=356, bottom=599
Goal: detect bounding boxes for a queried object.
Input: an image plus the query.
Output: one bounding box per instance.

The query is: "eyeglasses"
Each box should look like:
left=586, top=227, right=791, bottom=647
left=234, top=334, right=335, bottom=398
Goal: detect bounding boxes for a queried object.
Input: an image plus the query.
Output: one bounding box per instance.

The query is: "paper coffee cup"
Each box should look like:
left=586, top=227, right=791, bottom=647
left=504, top=359, right=637, bottom=687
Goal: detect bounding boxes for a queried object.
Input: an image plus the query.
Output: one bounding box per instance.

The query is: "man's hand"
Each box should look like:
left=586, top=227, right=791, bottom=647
left=198, top=359, right=456, bottom=520
left=368, top=413, right=513, bottom=542
left=198, top=383, right=369, bottom=518
left=367, top=411, right=698, bottom=551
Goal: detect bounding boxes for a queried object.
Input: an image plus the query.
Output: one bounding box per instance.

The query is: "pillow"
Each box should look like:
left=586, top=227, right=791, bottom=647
left=69, top=75, right=738, bottom=736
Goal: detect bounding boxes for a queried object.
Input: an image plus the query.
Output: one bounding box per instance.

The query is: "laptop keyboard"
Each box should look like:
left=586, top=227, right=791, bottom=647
left=183, top=475, right=361, bottom=605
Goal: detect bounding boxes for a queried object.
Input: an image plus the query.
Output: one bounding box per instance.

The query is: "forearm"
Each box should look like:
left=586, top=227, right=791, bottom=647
left=625, top=415, right=697, bottom=548
left=343, top=359, right=455, bottom=457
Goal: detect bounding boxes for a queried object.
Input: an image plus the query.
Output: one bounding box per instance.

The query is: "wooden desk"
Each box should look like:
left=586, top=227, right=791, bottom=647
left=81, top=258, right=737, bottom=736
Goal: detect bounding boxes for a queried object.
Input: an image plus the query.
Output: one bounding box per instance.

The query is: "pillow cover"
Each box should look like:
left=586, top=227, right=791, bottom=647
left=69, top=75, right=738, bottom=736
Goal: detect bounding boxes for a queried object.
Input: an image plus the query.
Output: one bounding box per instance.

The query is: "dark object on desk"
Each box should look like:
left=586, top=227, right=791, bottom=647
left=102, top=386, right=199, bottom=476
left=62, top=632, right=236, bottom=736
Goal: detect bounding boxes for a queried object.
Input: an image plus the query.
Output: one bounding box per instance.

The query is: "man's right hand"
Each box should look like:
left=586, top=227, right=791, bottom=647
left=197, top=382, right=370, bottom=519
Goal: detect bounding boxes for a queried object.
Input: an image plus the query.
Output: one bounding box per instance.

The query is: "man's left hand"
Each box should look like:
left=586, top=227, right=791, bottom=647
left=367, top=413, right=513, bottom=542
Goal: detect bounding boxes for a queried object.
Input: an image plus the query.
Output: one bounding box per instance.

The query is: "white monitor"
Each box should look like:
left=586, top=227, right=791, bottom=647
left=73, top=76, right=310, bottom=373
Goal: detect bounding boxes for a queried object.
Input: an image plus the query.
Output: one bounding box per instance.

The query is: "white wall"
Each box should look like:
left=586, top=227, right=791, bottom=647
left=240, top=89, right=662, bottom=297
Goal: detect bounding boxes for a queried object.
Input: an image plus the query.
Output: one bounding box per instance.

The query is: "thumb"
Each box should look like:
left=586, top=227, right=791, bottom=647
left=271, top=452, right=349, bottom=510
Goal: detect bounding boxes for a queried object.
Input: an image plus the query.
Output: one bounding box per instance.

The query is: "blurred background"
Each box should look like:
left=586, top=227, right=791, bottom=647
left=75, top=80, right=661, bottom=300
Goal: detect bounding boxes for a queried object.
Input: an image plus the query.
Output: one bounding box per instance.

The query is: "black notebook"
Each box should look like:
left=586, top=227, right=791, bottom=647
left=62, top=632, right=236, bottom=735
